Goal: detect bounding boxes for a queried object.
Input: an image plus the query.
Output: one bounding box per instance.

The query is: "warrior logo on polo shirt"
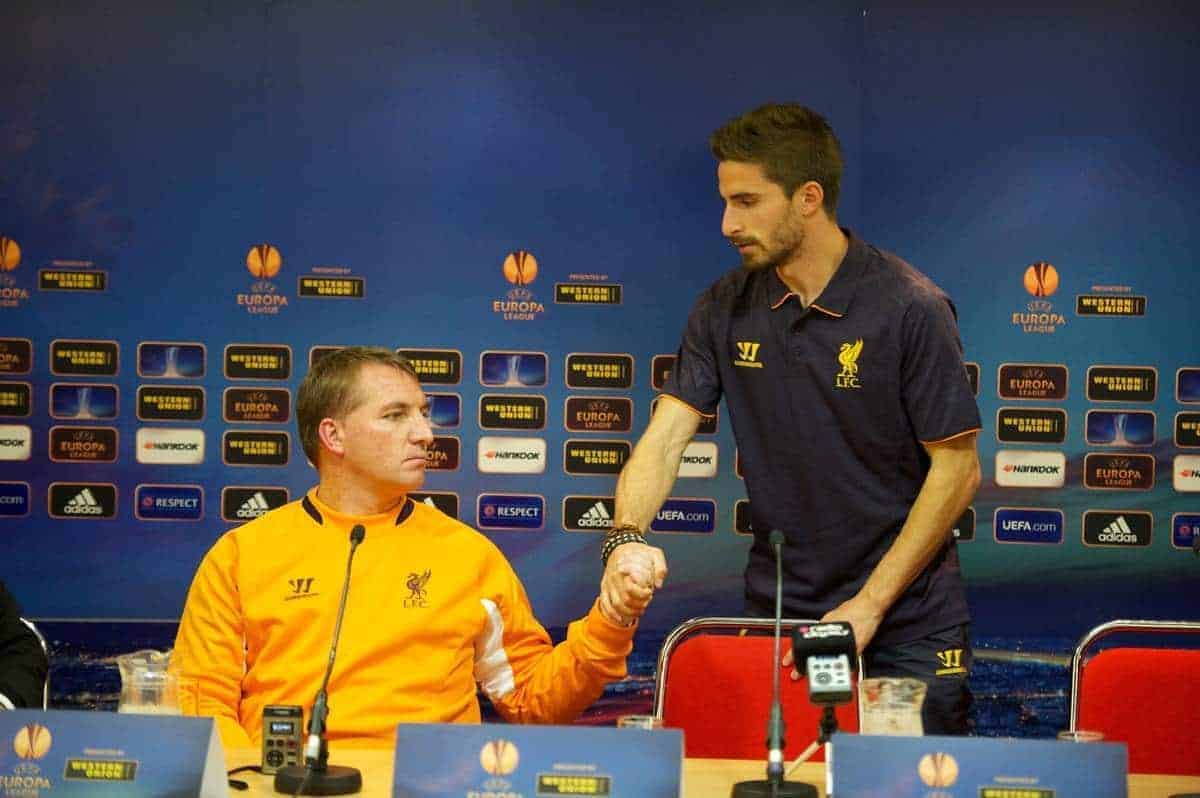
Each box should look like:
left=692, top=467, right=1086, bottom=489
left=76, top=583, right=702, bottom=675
left=734, top=341, right=763, bottom=368
left=835, top=339, right=863, bottom=389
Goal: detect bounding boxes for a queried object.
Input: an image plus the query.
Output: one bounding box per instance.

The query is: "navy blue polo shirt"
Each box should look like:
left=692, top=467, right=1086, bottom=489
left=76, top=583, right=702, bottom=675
left=663, top=230, right=980, bottom=646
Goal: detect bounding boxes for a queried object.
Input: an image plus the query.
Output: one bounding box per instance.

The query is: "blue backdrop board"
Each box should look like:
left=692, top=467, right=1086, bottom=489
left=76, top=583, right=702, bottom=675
left=2, top=0, right=1198, bottom=735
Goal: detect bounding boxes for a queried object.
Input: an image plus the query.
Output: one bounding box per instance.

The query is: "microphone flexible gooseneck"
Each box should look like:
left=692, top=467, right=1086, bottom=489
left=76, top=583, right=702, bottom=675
left=274, top=524, right=366, bottom=796
left=731, top=529, right=818, bottom=798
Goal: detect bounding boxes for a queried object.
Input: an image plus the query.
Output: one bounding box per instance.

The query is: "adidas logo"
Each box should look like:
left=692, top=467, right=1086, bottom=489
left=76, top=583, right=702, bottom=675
left=576, top=501, right=613, bottom=529
left=236, top=491, right=272, bottom=519
left=1098, top=515, right=1139, bottom=544
left=64, top=488, right=104, bottom=515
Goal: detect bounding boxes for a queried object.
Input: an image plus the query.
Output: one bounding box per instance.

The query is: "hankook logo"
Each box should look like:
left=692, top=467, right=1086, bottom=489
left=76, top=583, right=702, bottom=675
left=994, top=451, right=1066, bottom=488
left=0, top=424, right=32, bottom=461
left=677, top=441, right=718, bottom=478
left=1175, top=455, right=1200, bottom=492
left=477, top=436, right=546, bottom=474
left=136, top=428, right=205, bottom=464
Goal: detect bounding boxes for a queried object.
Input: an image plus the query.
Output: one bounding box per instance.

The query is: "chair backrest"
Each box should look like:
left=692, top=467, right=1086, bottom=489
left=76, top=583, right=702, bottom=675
left=1069, top=619, right=1200, bottom=775
left=653, top=617, right=860, bottom=761
left=18, top=617, right=50, bottom=710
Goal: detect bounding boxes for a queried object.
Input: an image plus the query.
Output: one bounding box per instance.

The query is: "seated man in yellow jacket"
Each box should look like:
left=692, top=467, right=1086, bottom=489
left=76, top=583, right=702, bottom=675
left=173, top=346, right=654, bottom=750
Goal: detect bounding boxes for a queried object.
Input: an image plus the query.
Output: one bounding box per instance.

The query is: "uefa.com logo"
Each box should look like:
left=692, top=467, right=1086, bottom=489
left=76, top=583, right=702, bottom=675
left=477, top=436, right=546, bottom=474
left=994, top=507, right=1064, bottom=545
left=0, top=482, right=30, bottom=517
left=649, top=498, right=716, bottom=534
left=1012, top=262, right=1066, bottom=334
left=994, top=450, right=1066, bottom=488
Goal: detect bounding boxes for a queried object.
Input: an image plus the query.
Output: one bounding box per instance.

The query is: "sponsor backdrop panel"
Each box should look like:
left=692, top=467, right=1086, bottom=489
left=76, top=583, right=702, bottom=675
left=860, top=5, right=1199, bottom=635
left=0, top=0, right=861, bottom=621
left=1, top=0, right=1197, bottom=659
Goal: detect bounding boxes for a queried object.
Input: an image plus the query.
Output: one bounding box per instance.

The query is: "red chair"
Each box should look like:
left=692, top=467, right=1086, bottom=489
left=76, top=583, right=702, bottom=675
left=1069, top=619, right=1200, bottom=775
left=652, top=617, right=860, bottom=761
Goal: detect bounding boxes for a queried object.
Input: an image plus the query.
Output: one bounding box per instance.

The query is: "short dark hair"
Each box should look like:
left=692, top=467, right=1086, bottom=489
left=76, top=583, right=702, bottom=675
left=710, top=103, right=843, bottom=216
left=296, top=346, right=419, bottom=466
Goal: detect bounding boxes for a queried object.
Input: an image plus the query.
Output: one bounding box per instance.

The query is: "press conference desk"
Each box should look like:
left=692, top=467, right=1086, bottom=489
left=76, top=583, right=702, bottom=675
left=227, top=748, right=1200, bottom=797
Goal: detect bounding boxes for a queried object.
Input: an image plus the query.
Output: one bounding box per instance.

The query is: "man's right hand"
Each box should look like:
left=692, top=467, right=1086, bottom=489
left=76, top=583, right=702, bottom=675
left=601, top=541, right=667, bottom=623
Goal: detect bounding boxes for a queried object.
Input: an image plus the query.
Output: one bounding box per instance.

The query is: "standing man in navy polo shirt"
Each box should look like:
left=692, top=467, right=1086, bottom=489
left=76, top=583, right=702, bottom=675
left=600, top=103, right=982, bottom=733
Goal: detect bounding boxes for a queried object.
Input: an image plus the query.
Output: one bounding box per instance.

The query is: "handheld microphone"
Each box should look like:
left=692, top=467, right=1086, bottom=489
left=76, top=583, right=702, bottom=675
left=731, top=530, right=818, bottom=798
left=791, top=621, right=857, bottom=707
left=274, top=524, right=366, bottom=796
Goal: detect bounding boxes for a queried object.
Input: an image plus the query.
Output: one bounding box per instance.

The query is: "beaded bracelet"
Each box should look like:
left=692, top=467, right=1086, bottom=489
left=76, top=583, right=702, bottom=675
left=601, top=527, right=648, bottom=568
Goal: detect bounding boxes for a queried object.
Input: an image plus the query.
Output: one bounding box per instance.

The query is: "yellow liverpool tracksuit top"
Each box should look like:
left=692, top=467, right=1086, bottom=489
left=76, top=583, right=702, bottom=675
left=173, top=489, right=635, bottom=749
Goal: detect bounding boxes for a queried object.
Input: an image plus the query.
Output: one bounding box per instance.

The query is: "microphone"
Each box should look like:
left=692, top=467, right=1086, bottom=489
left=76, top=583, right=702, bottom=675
left=731, top=530, right=817, bottom=798
left=274, top=524, right=366, bottom=796
left=791, top=621, right=857, bottom=707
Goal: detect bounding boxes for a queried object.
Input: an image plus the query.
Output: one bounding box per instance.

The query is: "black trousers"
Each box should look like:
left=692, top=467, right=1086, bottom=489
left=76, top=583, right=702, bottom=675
left=862, top=623, right=974, bottom=735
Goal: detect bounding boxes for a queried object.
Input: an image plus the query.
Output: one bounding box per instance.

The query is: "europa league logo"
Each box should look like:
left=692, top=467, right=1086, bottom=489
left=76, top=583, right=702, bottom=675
left=479, top=739, right=519, bottom=776
left=1023, top=261, right=1059, bottom=297
left=917, top=751, right=959, bottom=788
left=0, top=237, right=20, bottom=272
left=246, top=244, right=282, bottom=280
left=13, top=723, right=52, bottom=760
left=502, top=251, right=538, bottom=287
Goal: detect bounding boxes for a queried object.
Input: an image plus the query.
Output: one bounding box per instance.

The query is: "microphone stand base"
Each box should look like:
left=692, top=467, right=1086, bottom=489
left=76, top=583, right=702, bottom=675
left=273, top=764, right=362, bottom=795
left=731, top=778, right=818, bottom=797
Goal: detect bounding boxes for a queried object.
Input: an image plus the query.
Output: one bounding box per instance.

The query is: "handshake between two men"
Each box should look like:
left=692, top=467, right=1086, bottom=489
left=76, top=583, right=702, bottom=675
left=599, top=535, right=668, bottom=627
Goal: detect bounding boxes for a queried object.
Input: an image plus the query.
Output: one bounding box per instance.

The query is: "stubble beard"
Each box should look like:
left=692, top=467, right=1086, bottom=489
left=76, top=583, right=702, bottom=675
left=738, top=220, right=805, bottom=272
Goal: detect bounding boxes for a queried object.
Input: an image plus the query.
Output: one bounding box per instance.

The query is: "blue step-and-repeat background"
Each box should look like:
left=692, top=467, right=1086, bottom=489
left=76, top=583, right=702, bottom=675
left=2, top=1, right=1197, bottom=733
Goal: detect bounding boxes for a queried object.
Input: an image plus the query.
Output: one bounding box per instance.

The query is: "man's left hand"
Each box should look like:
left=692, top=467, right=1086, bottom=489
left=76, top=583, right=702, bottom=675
left=782, top=593, right=884, bottom=678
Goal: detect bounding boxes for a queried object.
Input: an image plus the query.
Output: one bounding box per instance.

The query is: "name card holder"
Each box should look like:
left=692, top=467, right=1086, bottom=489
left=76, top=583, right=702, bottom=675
left=392, top=722, right=683, bottom=797
left=832, top=731, right=1127, bottom=797
left=0, top=709, right=226, bottom=796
